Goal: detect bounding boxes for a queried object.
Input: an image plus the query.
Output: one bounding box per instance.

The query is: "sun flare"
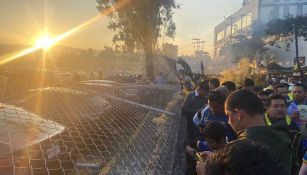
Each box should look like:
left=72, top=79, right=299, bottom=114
left=0, top=0, right=131, bottom=66
left=35, top=35, right=54, bottom=49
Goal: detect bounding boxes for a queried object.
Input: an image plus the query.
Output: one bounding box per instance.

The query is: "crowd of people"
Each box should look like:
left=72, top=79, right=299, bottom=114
left=180, top=75, right=307, bottom=175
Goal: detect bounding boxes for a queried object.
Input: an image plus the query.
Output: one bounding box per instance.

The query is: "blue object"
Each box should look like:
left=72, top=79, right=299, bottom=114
left=198, top=140, right=211, bottom=152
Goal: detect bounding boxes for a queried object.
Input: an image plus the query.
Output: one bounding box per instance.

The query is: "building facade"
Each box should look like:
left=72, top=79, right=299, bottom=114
left=214, top=0, right=307, bottom=60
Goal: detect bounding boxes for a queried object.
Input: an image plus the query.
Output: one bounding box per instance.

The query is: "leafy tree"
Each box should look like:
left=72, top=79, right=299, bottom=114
left=264, top=16, right=307, bottom=76
left=219, top=20, right=280, bottom=64
left=219, top=34, right=269, bottom=63
left=265, top=15, right=307, bottom=44
left=262, top=16, right=307, bottom=53
left=96, top=0, right=179, bottom=78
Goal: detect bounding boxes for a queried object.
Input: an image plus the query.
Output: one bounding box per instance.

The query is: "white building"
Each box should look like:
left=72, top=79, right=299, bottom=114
left=214, top=0, right=307, bottom=63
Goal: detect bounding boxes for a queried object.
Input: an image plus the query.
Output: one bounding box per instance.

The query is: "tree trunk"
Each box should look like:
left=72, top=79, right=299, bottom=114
left=144, top=43, right=154, bottom=80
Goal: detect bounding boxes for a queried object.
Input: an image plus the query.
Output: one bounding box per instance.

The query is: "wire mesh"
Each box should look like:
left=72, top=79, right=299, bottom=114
left=0, top=78, right=182, bottom=175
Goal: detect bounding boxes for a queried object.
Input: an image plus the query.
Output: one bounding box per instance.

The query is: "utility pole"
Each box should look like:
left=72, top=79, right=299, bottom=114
left=295, top=25, right=299, bottom=62
left=193, top=38, right=206, bottom=76
left=192, top=38, right=200, bottom=54
left=225, top=15, right=235, bottom=43
left=293, top=24, right=304, bottom=78
left=192, top=38, right=205, bottom=58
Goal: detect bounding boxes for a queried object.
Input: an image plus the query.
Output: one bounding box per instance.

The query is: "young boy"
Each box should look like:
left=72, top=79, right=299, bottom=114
left=197, top=121, right=227, bottom=152
left=185, top=121, right=227, bottom=175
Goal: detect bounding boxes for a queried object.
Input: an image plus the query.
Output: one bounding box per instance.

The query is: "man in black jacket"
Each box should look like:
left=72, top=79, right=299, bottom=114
left=182, top=81, right=209, bottom=139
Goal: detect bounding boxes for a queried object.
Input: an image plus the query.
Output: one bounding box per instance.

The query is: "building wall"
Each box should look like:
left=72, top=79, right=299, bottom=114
left=213, top=0, right=307, bottom=61
left=260, top=0, right=307, bottom=65
left=260, top=0, right=307, bottom=23
left=213, top=0, right=260, bottom=58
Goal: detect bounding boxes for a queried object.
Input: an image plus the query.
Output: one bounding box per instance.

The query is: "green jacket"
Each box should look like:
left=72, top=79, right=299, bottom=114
left=238, top=125, right=299, bottom=175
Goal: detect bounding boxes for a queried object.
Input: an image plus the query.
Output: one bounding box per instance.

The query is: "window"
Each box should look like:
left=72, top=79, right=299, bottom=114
left=217, top=30, right=225, bottom=41
left=260, top=7, right=275, bottom=23
left=297, top=5, right=303, bottom=16
left=226, top=26, right=232, bottom=36
left=233, top=19, right=242, bottom=33
left=246, top=13, right=252, bottom=26
left=303, top=5, right=307, bottom=15
left=289, top=6, right=297, bottom=16
left=279, top=6, right=284, bottom=19
left=283, top=6, right=290, bottom=18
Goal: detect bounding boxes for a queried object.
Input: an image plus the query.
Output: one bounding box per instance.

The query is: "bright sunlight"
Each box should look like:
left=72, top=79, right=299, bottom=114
left=35, top=35, right=54, bottom=49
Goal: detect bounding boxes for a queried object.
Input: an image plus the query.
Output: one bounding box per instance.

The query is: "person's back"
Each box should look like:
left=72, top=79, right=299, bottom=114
left=237, top=125, right=294, bottom=174
left=199, top=139, right=288, bottom=175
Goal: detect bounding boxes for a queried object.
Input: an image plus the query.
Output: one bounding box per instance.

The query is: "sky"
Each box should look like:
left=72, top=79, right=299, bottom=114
left=0, top=0, right=242, bottom=56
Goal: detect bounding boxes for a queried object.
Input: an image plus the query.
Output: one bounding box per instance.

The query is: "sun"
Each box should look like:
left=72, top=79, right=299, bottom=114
left=35, top=35, right=54, bottom=49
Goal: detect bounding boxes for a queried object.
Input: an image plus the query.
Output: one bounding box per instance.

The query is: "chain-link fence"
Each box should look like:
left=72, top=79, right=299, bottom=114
left=0, top=75, right=183, bottom=175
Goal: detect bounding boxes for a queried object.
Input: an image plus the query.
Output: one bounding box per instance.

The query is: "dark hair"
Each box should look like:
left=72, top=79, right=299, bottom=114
left=294, top=83, right=307, bottom=92
left=225, top=89, right=265, bottom=115
left=243, top=78, right=254, bottom=87
left=203, top=139, right=287, bottom=175
left=273, top=83, right=289, bottom=93
left=282, top=83, right=289, bottom=88
left=257, top=90, right=269, bottom=97
left=275, top=83, right=288, bottom=90
left=210, top=78, right=220, bottom=88
left=265, top=89, right=274, bottom=96
left=222, top=81, right=236, bottom=91
left=253, top=86, right=263, bottom=93
left=268, top=94, right=287, bottom=107
left=208, top=91, right=226, bottom=105
left=198, top=80, right=210, bottom=91
left=203, top=121, right=226, bottom=142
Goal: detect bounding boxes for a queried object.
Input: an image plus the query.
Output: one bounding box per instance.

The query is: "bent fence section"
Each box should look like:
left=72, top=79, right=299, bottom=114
left=0, top=84, right=183, bottom=175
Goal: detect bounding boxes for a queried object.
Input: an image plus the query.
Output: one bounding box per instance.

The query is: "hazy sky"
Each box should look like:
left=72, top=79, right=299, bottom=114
left=0, top=0, right=242, bottom=56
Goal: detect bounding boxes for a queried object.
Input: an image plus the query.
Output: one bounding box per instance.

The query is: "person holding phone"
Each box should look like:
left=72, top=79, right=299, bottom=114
left=288, top=83, right=307, bottom=138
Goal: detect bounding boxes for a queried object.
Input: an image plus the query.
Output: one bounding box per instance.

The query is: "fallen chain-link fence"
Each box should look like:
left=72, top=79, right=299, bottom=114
left=0, top=75, right=183, bottom=175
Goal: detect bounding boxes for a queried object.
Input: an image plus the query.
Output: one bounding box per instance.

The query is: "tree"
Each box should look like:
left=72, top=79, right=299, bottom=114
left=219, top=34, right=269, bottom=63
left=265, top=16, right=307, bottom=44
left=264, top=16, right=307, bottom=76
left=218, top=20, right=278, bottom=64
left=96, top=0, right=179, bottom=79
